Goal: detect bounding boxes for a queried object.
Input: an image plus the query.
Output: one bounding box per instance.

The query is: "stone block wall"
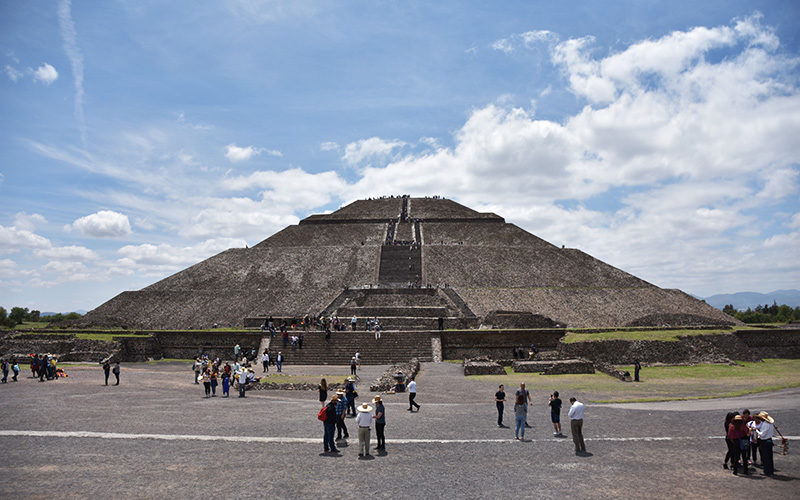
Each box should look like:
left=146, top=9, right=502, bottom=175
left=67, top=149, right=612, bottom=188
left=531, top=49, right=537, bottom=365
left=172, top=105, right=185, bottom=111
left=440, top=329, right=566, bottom=360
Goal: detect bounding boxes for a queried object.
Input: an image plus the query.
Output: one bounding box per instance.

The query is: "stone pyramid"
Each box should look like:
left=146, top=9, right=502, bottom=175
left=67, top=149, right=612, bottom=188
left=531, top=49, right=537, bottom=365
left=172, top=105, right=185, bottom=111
left=79, top=196, right=734, bottom=329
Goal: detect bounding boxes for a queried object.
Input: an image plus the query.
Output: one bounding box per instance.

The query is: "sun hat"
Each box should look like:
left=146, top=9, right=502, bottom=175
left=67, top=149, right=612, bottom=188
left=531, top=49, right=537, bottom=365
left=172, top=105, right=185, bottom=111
left=373, top=395, right=382, bottom=403
left=757, top=411, right=774, bottom=424
left=357, top=402, right=373, bottom=413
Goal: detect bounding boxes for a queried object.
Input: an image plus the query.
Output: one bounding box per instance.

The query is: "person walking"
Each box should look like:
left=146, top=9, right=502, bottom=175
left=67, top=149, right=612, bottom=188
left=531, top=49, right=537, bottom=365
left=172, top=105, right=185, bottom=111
left=11, top=361, right=19, bottom=382
left=111, top=361, right=120, bottom=385
left=345, top=377, right=357, bottom=416
left=1, top=360, right=9, bottom=383
left=209, top=368, right=218, bottom=397
left=373, top=396, right=386, bottom=450
left=407, top=376, right=420, bottom=412
left=201, top=369, right=211, bottom=398
left=514, top=393, right=528, bottom=440
left=318, top=378, right=328, bottom=408
left=549, top=391, right=563, bottom=436
left=495, top=385, right=506, bottom=427
left=755, top=412, right=776, bottom=477
left=261, top=350, right=270, bottom=373
left=322, top=396, right=340, bottom=454
left=350, top=357, right=358, bottom=376
left=568, top=397, right=586, bottom=454
left=276, top=352, right=284, bottom=373
left=634, top=359, right=642, bottom=382
left=102, top=360, right=111, bottom=386
left=516, top=382, right=532, bottom=427
left=193, top=357, right=201, bottom=384
left=356, top=402, right=374, bottom=457
left=335, top=389, right=349, bottom=440
left=237, top=369, right=247, bottom=398
left=221, top=371, right=230, bottom=398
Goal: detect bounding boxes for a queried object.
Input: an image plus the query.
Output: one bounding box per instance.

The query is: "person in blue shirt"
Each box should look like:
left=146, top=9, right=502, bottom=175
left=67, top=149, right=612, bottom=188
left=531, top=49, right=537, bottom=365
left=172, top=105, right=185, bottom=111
left=335, top=389, right=349, bottom=440
left=373, top=396, right=386, bottom=450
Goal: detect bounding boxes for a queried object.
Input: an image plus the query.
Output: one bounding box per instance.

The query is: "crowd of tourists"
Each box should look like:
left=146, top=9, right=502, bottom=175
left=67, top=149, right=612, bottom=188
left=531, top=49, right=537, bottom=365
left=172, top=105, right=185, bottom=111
left=723, top=409, right=786, bottom=476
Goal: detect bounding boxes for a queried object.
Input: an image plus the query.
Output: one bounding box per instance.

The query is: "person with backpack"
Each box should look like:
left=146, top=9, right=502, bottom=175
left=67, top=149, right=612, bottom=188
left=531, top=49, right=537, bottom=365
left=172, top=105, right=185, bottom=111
left=321, top=395, right=340, bottom=454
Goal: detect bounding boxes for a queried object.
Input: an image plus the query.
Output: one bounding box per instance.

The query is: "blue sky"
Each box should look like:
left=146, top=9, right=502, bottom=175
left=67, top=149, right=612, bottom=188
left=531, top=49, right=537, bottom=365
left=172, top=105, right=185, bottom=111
left=1, top=0, right=799, bottom=312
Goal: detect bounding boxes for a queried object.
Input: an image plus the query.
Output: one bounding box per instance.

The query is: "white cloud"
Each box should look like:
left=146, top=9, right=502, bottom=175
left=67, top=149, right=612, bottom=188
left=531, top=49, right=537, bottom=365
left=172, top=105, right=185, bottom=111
left=35, top=245, right=98, bottom=261
left=320, top=141, right=340, bottom=151
left=32, top=63, right=58, bottom=84
left=491, top=38, right=515, bottom=54
left=225, top=143, right=264, bottom=162
left=117, top=238, right=246, bottom=271
left=70, top=211, right=132, bottom=237
left=5, top=65, right=22, bottom=82
left=0, top=259, right=16, bottom=274
left=13, top=212, right=47, bottom=231
left=0, top=225, right=52, bottom=254
left=342, top=137, right=406, bottom=166
left=58, top=0, right=86, bottom=144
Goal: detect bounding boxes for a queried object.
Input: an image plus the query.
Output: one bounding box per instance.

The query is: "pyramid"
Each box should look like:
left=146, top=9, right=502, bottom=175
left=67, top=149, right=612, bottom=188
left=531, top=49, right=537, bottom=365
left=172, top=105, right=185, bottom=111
left=79, top=196, right=735, bottom=329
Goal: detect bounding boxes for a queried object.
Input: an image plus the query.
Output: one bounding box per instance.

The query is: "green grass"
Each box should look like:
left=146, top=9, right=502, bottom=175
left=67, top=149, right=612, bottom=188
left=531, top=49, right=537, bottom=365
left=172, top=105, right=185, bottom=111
left=562, top=327, right=735, bottom=343
left=257, top=373, right=352, bottom=385
left=0, top=321, right=52, bottom=330
left=467, top=359, right=800, bottom=403
left=75, top=333, right=150, bottom=341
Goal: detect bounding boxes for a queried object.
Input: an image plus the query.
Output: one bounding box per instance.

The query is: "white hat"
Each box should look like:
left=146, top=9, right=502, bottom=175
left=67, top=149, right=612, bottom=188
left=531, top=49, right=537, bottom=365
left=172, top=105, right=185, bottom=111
left=357, top=402, right=373, bottom=413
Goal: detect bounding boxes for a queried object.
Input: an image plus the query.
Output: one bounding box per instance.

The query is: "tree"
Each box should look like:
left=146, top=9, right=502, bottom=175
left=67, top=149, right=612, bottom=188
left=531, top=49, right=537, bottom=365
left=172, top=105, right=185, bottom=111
left=8, top=307, right=29, bottom=325
left=29, top=310, right=41, bottom=322
left=722, top=304, right=737, bottom=316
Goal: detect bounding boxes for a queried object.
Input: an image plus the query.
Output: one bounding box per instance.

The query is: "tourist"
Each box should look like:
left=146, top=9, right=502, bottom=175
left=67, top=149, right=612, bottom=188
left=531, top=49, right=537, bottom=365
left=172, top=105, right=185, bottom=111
left=355, top=351, right=361, bottom=368
left=234, top=344, right=240, bottom=361
left=193, top=357, right=202, bottom=384
left=375, top=320, right=381, bottom=340
left=549, top=391, right=563, bottom=436
left=516, top=382, right=532, bottom=427
left=634, top=359, right=642, bottom=382
left=407, top=376, right=420, bottom=412
left=323, top=396, right=339, bottom=454
left=335, top=388, right=349, bottom=440
left=282, top=329, right=289, bottom=348
left=755, top=412, right=776, bottom=476
left=102, top=359, right=111, bottom=385
left=727, top=415, right=749, bottom=475
left=1, top=360, right=8, bottom=383
left=30, top=354, right=39, bottom=378
left=11, top=360, right=19, bottom=382
left=568, top=397, right=586, bottom=454
left=237, top=369, right=247, bottom=398
left=325, top=327, right=331, bottom=345
left=356, top=402, right=374, bottom=457
left=276, top=352, right=284, bottom=372
left=514, top=393, right=527, bottom=440
left=210, top=367, right=218, bottom=397
left=221, top=371, right=230, bottom=397
left=345, top=377, right=357, bottom=416
left=373, top=396, right=386, bottom=450
left=261, top=350, right=270, bottom=373
left=742, top=409, right=757, bottom=466
left=112, top=361, right=120, bottom=385
left=351, top=315, right=357, bottom=331
left=319, top=378, right=328, bottom=408
left=350, top=357, right=358, bottom=376
left=201, top=369, right=211, bottom=398
left=722, top=411, right=739, bottom=469
left=298, top=334, right=304, bottom=349
left=495, top=384, right=506, bottom=427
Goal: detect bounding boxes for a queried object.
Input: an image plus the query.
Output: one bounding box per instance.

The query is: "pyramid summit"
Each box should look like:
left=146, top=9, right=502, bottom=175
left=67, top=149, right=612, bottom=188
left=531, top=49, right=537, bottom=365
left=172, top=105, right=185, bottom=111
left=80, top=195, right=733, bottom=329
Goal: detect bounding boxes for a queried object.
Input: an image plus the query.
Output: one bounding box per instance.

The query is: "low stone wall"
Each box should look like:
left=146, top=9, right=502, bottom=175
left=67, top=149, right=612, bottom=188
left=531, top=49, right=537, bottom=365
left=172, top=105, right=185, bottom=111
left=593, top=361, right=632, bottom=382
left=0, top=333, right=119, bottom=363
left=440, top=329, right=566, bottom=360
left=734, top=330, right=800, bottom=359
left=558, top=335, right=735, bottom=365
left=463, top=359, right=505, bottom=375
left=243, top=381, right=347, bottom=391
left=512, top=359, right=594, bottom=375
left=151, top=331, right=262, bottom=360
left=370, top=358, right=420, bottom=392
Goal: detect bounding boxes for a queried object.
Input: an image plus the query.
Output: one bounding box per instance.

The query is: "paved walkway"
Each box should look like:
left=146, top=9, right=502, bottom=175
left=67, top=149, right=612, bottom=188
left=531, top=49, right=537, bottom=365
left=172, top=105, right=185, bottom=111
left=0, top=362, right=797, bottom=498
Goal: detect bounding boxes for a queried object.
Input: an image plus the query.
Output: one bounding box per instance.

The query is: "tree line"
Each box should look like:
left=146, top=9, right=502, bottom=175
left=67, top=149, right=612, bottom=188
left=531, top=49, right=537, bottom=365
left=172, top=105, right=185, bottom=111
left=722, top=302, right=800, bottom=324
left=0, top=306, right=83, bottom=327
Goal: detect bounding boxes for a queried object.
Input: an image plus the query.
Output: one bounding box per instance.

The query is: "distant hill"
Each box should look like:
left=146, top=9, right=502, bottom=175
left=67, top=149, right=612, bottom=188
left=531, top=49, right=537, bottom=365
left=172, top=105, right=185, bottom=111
left=41, top=310, right=87, bottom=317
left=704, top=290, right=800, bottom=310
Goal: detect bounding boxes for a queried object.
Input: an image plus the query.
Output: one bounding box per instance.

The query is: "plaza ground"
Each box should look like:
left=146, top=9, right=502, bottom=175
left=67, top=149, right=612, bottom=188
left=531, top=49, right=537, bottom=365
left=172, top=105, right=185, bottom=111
left=0, top=361, right=797, bottom=499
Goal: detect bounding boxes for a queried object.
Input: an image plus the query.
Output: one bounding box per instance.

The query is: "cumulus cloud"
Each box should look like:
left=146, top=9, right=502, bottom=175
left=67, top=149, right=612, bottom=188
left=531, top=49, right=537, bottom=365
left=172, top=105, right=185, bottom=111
left=224, top=143, right=279, bottom=162
left=70, top=211, right=132, bottom=237
left=117, top=238, right=246, bottom=273
left=320, top=141, right=340, bottom=151
left=32, top=63, right=58, bottom=84
left=0, top=259, right=17, bottom=274
left=0, top=225, right=52, bottom=254
left=13, top=212, right=47, bottom=231
left=342, top=137, right=406, bottom=166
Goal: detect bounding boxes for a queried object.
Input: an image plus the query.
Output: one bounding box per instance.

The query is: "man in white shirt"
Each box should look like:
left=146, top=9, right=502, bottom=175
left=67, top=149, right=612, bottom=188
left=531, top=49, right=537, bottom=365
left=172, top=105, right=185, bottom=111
left=755, top=412, right=776, bottom=476
left=407, top=377, right=420, bottom=411
left=355, top=402, right=374, bottom=457
left=568, top=397, right=586, bottom=454
left=237, top=370, right=247, bottom=398
left=261, top=351, right=270, bottom=373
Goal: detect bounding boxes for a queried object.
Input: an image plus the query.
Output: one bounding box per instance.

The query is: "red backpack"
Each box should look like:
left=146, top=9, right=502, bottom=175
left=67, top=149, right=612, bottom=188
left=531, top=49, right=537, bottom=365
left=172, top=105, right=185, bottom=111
left=317, top=406, right=328, bottom=421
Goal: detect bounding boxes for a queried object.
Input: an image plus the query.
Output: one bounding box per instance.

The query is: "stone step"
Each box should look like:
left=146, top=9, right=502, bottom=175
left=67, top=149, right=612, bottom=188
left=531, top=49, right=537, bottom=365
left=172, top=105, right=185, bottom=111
left=337, top=306, right=449, bottom=318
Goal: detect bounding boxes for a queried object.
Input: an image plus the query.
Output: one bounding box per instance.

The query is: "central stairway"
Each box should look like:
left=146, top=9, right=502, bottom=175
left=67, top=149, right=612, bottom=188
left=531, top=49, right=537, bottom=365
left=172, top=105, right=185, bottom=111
left=269, top=330, right=435, bottom=365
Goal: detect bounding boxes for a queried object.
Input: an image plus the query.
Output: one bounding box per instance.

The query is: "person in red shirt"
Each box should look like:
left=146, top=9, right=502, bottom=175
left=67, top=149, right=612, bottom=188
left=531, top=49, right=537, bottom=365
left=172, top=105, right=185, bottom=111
left=727, top=415, right=750, bottom=475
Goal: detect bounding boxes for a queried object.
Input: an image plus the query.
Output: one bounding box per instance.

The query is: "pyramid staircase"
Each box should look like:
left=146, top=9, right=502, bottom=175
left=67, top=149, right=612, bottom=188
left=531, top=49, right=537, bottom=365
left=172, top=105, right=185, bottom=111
left=269, top=330, right=435, bottom=365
